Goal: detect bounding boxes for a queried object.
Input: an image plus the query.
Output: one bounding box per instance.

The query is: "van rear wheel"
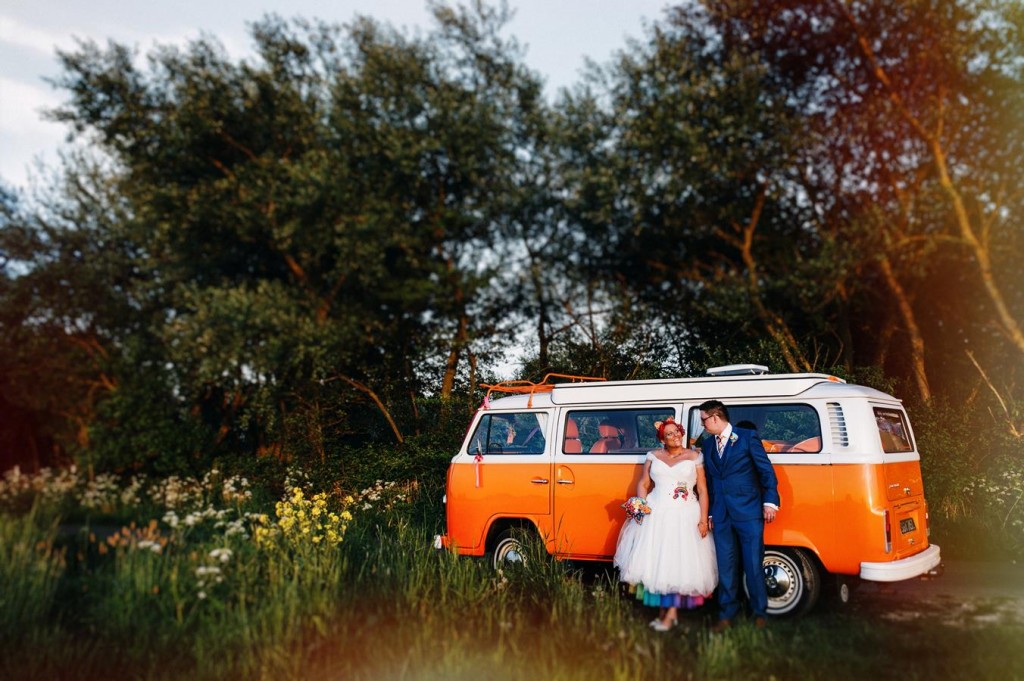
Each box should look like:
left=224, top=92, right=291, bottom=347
left=762, top=547, right=821, bottom=616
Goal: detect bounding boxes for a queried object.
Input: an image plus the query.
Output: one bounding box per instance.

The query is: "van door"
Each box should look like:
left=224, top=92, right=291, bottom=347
left=447, top=411, right=552, bottom=552
left=874, top=405, right=930, bottom=557
left=552, top=407, right=674, bottom=559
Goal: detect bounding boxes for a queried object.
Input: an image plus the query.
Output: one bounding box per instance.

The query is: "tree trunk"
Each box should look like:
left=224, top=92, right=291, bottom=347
left=467, top=350, right=478, bottom=416
left=930, top=137, right=1024, bottom=356
left=441, top=289, right=468, bottom=400
left=841, top=2, right=1024, bottom=357
left=877, top=255, right=931, bottom=402
left=732, top=188, right=811, bottom=372
left=336, top=376, right=404, bottom=444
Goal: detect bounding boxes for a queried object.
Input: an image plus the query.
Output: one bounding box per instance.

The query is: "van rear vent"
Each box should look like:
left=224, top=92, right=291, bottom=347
left=827, top=402, right=849, bottom=447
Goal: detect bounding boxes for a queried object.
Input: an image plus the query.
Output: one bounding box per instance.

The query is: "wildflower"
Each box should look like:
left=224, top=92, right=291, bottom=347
left=224, top=519, right=248, bottom=538
left=195, top=565, right=224, bottom=588
left=137, top=540, right=163, bottom=554
left=255, top=486, right=350, bottom=550
left=162, top=511, right=180, bottom=528
left=209, top=548, right=233, bottom=563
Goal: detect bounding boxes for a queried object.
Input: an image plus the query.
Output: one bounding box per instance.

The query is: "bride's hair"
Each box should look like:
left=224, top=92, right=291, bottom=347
left=654, top=417, right=684, bottom=443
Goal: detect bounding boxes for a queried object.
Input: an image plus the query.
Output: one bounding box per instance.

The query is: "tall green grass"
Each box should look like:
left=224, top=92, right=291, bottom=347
left=0, top=505, right=65, bottom=637
left=1, top=482, right=1022, bottom=681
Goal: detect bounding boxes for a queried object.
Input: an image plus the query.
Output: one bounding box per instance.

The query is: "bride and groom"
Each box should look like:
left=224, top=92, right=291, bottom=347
left=614, top=400, right=780, bottom=631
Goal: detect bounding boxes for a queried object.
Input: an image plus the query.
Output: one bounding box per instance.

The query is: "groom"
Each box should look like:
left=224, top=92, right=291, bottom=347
left=699, top=400, right=779, bottom=629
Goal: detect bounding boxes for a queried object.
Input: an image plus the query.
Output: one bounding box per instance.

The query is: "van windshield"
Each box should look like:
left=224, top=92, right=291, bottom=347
left=467, top=413, right=548, bottom=455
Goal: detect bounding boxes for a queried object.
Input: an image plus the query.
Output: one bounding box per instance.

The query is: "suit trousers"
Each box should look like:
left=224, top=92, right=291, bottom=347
left=712, top=515, right=768, bottom=619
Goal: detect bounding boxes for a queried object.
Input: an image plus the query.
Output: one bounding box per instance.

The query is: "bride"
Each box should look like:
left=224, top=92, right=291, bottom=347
left=614, top=417, right=718, bottom=631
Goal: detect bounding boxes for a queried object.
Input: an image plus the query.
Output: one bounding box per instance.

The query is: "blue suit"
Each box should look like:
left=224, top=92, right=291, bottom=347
left=702, top=426, right=780, bottom=620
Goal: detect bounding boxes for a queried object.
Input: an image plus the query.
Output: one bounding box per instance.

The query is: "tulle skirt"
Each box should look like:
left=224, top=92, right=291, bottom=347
left=613, top=491, right=718, bottom=597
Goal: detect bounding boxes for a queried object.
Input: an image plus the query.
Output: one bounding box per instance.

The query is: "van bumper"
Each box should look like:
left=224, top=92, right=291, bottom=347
left=860, top=544, right=941, bottom=582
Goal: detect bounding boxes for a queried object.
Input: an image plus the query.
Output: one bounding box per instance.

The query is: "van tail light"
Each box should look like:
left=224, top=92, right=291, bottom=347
left=883, top=509, right=892, bottom=553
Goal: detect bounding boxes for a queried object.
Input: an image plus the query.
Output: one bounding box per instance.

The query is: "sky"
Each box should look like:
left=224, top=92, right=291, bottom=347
left=0, top=0, right=672, bottom=192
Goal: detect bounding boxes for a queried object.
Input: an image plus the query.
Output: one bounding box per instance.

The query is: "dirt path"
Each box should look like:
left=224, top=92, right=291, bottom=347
left=851, top=559, right=1024, bottom=626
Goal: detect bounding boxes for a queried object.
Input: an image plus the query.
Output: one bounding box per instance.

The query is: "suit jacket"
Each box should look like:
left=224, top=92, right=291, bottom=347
left=702, top=426, right=780, bottom=523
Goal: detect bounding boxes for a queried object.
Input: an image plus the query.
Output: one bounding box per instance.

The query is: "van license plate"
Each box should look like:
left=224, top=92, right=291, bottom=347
left=899, top=518, right=916, bottom=534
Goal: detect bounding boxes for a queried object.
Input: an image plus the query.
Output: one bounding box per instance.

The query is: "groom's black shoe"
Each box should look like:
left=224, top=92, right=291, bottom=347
left=711, top=619, right=732, bottom=633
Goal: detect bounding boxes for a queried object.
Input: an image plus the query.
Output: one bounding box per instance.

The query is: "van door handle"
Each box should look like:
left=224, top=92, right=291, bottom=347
left=557, top=479, right=574, bottom=485
left=530, top=478, right=549, bottom=484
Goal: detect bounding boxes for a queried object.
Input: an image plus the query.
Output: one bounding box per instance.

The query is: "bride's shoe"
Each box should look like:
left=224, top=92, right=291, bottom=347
left=650, top=617, right=677, bottom=632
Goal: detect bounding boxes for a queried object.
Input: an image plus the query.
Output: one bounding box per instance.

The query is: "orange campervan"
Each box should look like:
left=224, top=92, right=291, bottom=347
left=436, top=365, right=941, bottom=615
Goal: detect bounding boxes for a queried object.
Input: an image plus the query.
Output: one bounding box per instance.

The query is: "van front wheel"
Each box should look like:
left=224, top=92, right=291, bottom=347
left=491, top=529, right=528, bottom=570
left=762, top=548, right=821, bottom=616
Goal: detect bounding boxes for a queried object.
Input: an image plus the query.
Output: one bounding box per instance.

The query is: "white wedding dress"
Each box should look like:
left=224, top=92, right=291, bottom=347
left=614, top=451, right=718, bottom=596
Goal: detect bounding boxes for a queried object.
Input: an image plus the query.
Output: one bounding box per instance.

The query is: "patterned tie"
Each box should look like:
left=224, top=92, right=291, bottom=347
left=717, top=434, right=726, bottom=457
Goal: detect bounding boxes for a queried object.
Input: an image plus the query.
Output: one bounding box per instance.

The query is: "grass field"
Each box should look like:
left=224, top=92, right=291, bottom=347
left=2, top=471, right=1023, bottom=681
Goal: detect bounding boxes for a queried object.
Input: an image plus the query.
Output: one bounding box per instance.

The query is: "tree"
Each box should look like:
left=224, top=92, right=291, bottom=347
left=5, top=4, right=550, bottom=470
left=557, top=7, right=845, bottom=375
left=703, top=0, right=1024, bottom=400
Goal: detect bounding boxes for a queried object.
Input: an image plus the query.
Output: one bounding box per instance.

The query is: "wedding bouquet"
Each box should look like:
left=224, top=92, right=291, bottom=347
left=622, top=496, right=652, bottom=525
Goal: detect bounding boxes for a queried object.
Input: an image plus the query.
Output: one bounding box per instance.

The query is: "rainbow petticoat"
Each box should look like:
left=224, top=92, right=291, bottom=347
left=629, top=583, right=707, bottom=609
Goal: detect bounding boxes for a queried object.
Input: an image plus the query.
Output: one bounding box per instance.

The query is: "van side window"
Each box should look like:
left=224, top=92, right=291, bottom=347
left=467, top=413, right=547, bottom=455
left=563, top=408, right=675, bottom=454
left=690, top=403, right=823, bottom=453
left=874, top=407, right=914, bottom=453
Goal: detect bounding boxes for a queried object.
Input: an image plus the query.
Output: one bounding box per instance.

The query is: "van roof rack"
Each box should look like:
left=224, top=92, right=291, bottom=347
left=480, top=373, right=606, bottom=408
left=706, top=364, right=770, bottom=376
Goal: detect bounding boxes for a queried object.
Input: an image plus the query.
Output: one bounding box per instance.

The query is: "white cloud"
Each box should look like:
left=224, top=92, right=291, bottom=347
left=0, top=14, right=78, bottom=56
left=0, top=76, right=62, bottom=135
left=0, top=76, right=65, bottom=189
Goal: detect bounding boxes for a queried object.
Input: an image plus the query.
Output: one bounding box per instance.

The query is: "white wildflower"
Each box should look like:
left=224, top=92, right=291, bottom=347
left=137, top=540, right=163, bottom=554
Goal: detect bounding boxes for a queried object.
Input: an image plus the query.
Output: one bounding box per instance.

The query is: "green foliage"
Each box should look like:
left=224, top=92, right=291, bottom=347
left=2, top=468, right=1024, bottom=681
left=0, top=505, right=65, bottom=639
left=2, top=4, right=557, bottom=473
left=912, top=396, right=1024, bottom=559
left=1, top=0, right=1021, bottom=489
left=964, top=452, right=1024, bottom=557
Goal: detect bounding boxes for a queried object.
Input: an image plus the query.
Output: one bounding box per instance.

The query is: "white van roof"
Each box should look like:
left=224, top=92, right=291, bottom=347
left=482, top=373, right=899, bottom=410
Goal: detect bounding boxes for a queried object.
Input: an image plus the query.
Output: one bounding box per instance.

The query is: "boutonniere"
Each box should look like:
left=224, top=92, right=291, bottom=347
left=729, top=433, right=739, bottom=446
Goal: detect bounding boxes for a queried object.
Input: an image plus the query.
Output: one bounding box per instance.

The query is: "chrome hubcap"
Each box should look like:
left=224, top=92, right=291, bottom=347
left=763, top=555, right=801, bottom=609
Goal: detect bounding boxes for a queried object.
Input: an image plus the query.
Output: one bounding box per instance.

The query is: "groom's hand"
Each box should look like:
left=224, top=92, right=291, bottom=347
left=763, top=506, right=776, bottom=523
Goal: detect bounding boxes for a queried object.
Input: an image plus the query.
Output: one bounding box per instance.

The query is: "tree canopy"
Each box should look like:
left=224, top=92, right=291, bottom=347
left=1, top=0, right=1021, bottom=474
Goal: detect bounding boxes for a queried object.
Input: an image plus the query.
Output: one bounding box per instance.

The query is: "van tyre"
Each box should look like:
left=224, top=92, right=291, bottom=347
left=761, top=547, right=821, bottom=616
left=491, top=529, right=528, bottom=570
